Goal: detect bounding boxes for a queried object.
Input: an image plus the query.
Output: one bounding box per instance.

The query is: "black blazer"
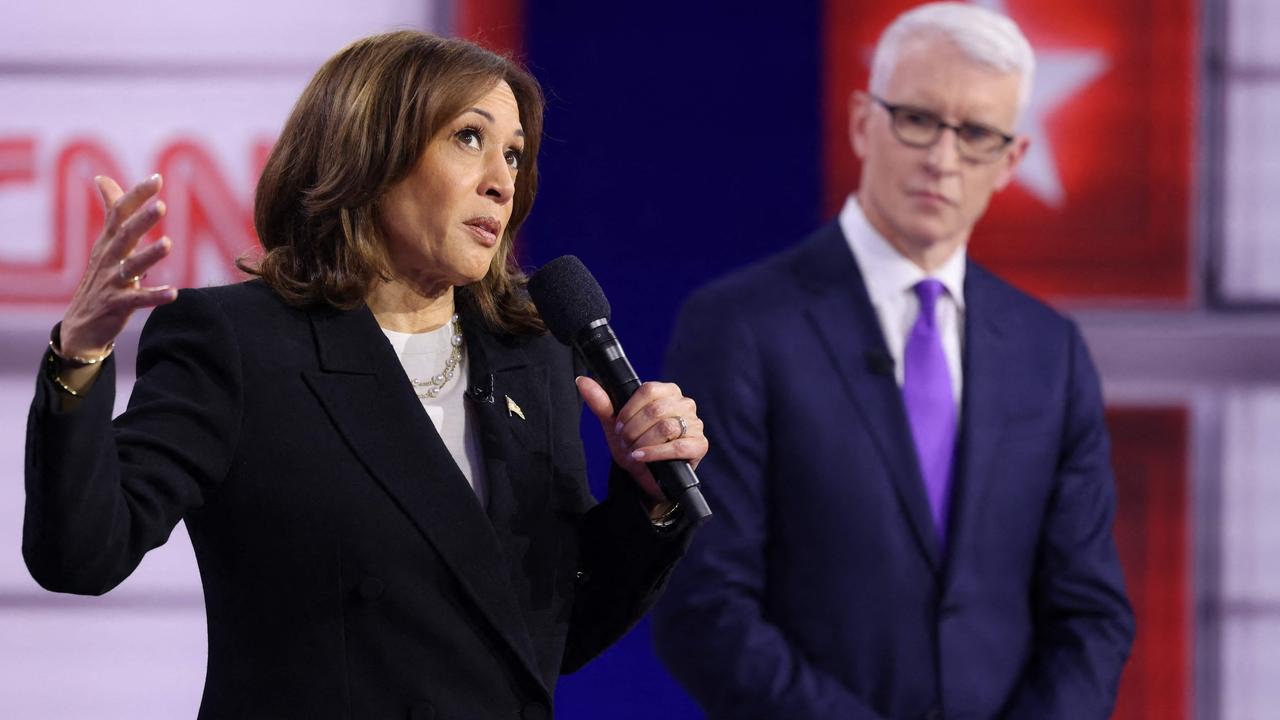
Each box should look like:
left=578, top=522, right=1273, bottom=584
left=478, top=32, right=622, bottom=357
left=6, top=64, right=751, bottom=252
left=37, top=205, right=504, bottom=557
left=24, top=281, right=690, bottom=720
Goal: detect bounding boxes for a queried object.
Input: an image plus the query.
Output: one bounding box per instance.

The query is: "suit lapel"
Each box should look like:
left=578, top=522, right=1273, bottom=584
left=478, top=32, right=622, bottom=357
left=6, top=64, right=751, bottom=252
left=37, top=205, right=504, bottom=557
left=300, top=303, right=547, bottom=695
left=461, top=314, right=550, bottom=496
left=799, top=225, right=942, bottom=569
left=944, top=263, right=1012, bottom=586
left=460, top=314, right=553, bottom=581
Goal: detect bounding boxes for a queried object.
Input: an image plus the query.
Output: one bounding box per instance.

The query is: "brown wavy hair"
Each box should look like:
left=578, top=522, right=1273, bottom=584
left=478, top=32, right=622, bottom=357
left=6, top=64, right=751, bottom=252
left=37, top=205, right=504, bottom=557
left=241, top=30, right=545, bottom=335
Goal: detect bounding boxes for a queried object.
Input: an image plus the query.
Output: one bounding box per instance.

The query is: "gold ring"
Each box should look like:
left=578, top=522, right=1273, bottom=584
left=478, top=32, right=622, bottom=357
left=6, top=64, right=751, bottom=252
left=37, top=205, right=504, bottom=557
left=117, top=259, right=141, bottom=288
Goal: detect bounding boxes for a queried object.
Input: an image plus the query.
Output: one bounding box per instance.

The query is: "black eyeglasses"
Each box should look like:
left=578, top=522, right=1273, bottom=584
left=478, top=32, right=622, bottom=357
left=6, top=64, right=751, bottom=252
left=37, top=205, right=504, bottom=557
left=869, top=94, right=1015, bottom=163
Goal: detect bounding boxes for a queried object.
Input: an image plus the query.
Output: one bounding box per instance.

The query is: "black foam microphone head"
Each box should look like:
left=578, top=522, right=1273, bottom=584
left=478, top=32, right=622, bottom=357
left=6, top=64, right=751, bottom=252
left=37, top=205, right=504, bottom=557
left=527, top=255, right=612, bottom=345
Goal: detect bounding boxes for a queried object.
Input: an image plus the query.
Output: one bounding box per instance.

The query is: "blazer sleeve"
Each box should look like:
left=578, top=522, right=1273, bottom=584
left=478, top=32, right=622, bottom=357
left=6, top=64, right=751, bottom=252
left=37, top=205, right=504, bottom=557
left=651, top=289, right=886, bottom=720
left=1000, top=322, right=1136, bottom=719
left=556, top=348, right=696, bottom=673
left=23, top=290, right=243, bottom=595
left=561, top=464, right=693, bottom=672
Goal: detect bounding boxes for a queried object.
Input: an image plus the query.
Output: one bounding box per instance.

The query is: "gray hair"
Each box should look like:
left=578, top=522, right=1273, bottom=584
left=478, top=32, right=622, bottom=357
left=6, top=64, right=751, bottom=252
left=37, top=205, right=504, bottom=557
left=868, top=2, right=1035, bottom=116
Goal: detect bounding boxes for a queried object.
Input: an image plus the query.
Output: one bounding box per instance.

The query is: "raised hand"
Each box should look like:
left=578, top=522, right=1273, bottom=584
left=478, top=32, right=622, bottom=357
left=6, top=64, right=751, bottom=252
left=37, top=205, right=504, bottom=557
left=58, top=174, right=178, bottom=360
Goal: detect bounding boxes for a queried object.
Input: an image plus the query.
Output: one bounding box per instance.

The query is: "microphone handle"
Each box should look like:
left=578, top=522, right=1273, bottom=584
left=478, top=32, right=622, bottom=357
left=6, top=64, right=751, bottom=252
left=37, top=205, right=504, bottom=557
left=574, top=321, right=712, bottom=524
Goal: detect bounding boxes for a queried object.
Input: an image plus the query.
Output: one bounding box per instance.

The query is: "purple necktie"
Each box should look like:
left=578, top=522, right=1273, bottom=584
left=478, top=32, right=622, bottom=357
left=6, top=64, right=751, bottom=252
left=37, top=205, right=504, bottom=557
left=903, top=279, right=956, bottom=547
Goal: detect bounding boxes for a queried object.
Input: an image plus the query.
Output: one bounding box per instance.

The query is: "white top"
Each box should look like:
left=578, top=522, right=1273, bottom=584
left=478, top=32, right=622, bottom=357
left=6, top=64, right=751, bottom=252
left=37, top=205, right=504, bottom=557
left=382, top=323, right=488, bottom=508
left=838, top=195, right=965, bottom=413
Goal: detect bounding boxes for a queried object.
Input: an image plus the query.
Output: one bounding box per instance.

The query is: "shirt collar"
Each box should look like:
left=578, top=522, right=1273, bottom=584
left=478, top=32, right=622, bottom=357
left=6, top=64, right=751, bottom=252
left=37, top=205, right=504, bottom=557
left=838, top=194, right=966, bottom=310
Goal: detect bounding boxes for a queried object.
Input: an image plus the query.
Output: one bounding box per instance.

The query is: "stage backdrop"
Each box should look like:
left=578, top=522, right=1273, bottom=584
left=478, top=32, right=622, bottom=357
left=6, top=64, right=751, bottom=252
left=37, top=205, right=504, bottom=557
left=515, top=1, right=1195, bottom=718
left=7, top=0, right=1277, bottom=718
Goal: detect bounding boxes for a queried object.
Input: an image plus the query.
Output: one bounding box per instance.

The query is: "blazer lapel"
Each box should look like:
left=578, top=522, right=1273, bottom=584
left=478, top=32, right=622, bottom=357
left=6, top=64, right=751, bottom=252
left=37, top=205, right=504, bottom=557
left=300, top=304, right=547, bottom=695
left=799, top=225, right=943, bottom=569
left=460, top=315, right=553, bottom=577
left=944, top=263, right=1012, bottom=586
left=461, top=315, right=551, bottom=500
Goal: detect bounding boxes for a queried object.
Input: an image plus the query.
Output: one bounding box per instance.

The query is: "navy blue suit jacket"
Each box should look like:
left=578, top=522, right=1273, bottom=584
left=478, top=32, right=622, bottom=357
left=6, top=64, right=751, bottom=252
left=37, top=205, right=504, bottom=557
left=652, top=223, right=1134, bottom=720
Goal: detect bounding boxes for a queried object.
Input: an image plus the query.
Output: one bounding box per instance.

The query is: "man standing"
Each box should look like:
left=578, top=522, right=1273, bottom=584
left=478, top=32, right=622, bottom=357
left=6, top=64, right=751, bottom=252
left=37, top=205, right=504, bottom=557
left=652, top=4, right=1134, bottom=719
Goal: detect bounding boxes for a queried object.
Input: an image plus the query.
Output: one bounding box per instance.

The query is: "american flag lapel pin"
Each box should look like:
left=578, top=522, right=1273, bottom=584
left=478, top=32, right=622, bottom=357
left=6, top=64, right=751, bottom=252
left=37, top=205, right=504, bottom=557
left=505, top=395, right=525, bottom=420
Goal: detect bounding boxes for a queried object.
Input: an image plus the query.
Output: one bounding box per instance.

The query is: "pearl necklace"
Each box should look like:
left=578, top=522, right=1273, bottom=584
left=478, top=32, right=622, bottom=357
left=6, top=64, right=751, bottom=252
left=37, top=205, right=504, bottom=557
left=408, top=313, right=464, bottom=399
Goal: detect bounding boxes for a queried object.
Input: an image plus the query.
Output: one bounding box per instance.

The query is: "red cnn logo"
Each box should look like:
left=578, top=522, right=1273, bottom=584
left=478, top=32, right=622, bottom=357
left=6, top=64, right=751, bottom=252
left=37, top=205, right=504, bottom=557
left=0, top=136, right=271, bottom=304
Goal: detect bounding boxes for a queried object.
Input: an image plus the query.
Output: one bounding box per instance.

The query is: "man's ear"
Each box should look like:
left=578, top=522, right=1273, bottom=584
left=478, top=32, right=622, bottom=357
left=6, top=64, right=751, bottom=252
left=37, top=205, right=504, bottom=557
left=993, top=134, right=1030, bottom=191
left=850, top=91, right=871, bottom=160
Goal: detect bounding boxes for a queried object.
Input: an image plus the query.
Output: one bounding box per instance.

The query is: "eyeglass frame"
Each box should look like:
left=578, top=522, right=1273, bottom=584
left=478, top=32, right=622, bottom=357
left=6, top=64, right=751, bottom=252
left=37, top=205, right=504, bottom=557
left=866, top=93, right=1016, bottom=163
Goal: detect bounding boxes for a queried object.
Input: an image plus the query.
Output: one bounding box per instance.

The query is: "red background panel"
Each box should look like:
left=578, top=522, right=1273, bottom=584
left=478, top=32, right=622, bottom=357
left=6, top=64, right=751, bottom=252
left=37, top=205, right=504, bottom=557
left=823, top=0, right=1195, bottom=302
left=1109, top=407, right=1191, bottom=720
left=457, top=0, right=525, bottom=56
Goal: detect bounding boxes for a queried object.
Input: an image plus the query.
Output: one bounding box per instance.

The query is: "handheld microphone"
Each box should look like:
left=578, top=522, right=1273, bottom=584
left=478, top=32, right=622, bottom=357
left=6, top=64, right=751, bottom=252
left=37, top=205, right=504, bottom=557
left=528, top=256, right=712, bottom=524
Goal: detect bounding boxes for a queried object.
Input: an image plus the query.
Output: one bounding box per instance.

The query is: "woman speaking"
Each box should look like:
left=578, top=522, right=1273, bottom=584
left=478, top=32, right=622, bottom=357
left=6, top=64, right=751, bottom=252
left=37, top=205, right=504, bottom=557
left=23, top=31, right=706, bottom=719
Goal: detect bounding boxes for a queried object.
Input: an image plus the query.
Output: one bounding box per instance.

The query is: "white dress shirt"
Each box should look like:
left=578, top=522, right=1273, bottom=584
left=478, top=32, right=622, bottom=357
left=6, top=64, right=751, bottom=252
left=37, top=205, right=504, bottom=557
left=838, top=195, right=965, bottom=413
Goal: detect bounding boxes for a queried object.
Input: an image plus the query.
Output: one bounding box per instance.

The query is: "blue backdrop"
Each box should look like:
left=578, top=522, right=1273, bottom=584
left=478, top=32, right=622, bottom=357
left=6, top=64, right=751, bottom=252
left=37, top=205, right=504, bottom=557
left=520, top=4, right=826, bottom=717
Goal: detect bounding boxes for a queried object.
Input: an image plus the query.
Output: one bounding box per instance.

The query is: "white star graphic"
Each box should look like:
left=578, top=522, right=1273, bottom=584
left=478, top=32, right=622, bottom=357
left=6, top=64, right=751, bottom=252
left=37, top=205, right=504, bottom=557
left=972, top=0, right=1109, bottom=208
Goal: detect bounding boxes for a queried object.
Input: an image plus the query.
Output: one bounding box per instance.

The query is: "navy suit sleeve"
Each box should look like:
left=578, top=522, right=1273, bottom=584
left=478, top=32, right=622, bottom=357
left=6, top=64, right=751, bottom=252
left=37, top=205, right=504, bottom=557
left=23, top=290, right=242, bottom=595
left=652, top=289, right=885, bottom=720
left=1000, top=323, right=1136, bottom=719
